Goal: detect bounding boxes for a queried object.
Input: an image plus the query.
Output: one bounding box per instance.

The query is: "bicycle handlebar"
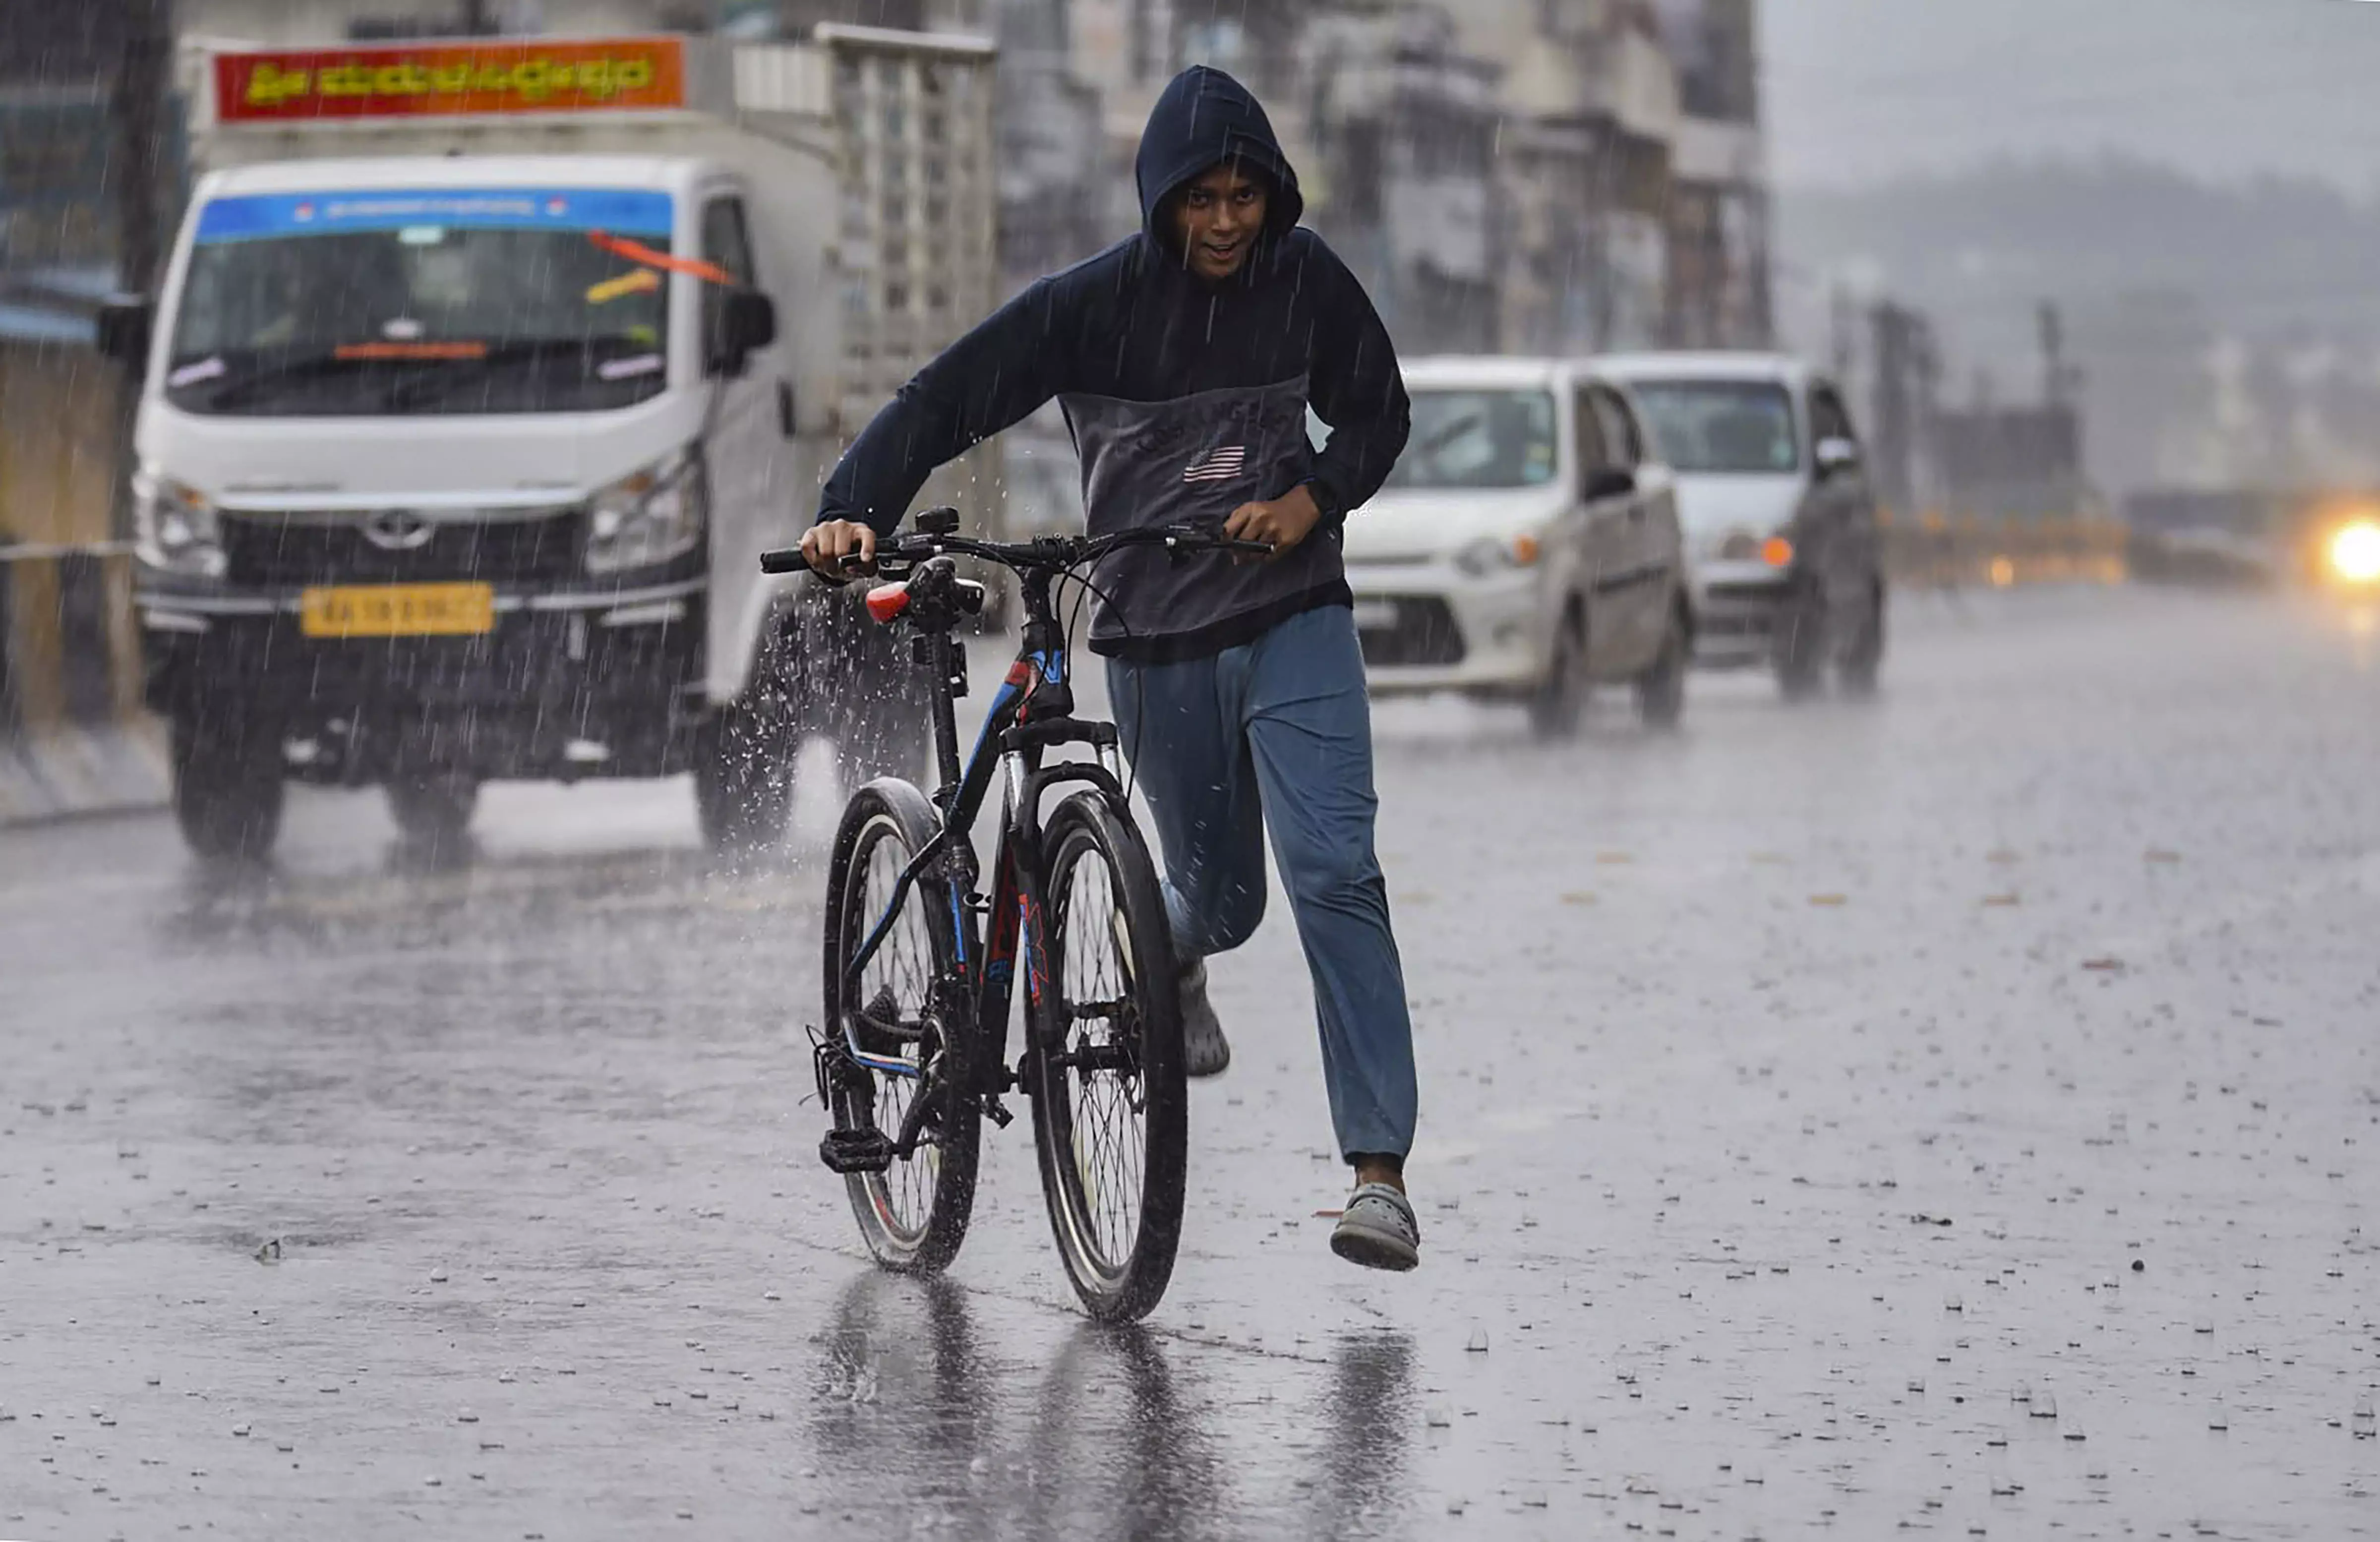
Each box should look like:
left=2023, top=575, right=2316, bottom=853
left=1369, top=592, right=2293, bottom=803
left=759, top=523, right=1273, bottom=578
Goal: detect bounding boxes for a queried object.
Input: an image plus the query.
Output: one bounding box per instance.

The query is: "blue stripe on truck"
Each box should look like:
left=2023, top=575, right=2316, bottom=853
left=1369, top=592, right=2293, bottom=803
left=194, top=187, right=674, bottom=243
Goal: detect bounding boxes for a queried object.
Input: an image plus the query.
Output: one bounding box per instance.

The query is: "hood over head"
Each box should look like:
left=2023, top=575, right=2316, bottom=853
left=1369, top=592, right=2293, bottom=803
left=1134, top=65, right=1305, bottom=255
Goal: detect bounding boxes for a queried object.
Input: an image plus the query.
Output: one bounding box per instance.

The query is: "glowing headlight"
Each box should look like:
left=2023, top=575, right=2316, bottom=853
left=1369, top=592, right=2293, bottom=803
left=1452, top=532, right=1542, bottom=578
left=132, top=470, right=225, bottom=578
left=2328, top=519, right=2380, bottom=585
left=586, top=447, right=707, bottom=575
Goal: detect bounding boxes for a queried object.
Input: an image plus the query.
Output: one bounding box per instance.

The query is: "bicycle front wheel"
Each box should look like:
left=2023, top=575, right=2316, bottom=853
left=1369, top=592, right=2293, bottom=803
left=823, top=777, right=980, bottom=1273
left=1025, top=792, right=1188, bottom=1321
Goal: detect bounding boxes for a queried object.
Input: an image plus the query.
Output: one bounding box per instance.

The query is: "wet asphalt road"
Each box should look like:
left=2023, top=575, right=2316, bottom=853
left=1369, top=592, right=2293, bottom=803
left=4, top=587, right=2378, bottom=1540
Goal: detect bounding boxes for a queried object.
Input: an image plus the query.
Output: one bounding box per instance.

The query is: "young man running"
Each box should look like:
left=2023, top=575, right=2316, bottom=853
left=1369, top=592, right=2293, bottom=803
left=802, top=65, right=1420, bottom=1270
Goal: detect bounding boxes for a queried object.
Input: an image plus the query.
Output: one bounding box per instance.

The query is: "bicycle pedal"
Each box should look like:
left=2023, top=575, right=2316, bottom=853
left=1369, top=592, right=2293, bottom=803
left=983, top=1096, right=1015, bottom=1129
left=819, top=1127, right=896, bottom=1175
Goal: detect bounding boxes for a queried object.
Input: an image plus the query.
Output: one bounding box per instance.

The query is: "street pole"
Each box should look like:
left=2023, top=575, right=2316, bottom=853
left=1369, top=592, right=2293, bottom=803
left=1871, top=300, right=1915, bottom=515
left=109, top=0, right=172, bottom=548
left=111, top=0, right=171, bottom=299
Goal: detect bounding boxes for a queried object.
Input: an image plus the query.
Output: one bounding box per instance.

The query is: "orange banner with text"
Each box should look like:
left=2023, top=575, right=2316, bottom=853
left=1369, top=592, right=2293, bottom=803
left=214, top=37, right=687, bottom=123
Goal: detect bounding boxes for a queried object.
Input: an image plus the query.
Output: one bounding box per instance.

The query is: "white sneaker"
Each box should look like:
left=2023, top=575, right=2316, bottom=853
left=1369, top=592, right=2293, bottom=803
left=1331, top=1183, right=1420, bottom=1271
left=1177, top=957, right=1231, bottom=1077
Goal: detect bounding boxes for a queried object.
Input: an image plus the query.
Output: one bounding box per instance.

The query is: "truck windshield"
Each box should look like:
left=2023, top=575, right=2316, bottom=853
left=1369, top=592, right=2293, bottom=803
left=165, top=187, right=676, bottom=416
left=1628, top=380, right=1801, bottom=474
left=1384, top=389, right=1558, bottom=490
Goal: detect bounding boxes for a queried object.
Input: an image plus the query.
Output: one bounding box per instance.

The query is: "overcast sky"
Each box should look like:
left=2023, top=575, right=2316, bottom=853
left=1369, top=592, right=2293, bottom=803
left=1759, top=0, right=2380, bottom=193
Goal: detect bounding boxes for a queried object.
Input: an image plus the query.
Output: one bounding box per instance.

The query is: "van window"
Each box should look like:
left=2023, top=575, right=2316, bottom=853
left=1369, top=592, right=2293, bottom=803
left=164, top=184, right=677, bottom=417
left=1588, top=385, right=1644, bottom=468
left=1628, top=379, right=1801, bottom=474
left=1572, top=387, right=1608, bottom=474
left=701, top=195, right=758, bottom=369
left=1385, top=389, right=1559, bottom=490
left=1809, top=383, right=1858, bottom=446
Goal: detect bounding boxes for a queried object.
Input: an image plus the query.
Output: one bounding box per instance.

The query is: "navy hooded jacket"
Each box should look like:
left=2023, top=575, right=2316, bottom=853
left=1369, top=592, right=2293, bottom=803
left=814, top=65, right=1411, bottom=662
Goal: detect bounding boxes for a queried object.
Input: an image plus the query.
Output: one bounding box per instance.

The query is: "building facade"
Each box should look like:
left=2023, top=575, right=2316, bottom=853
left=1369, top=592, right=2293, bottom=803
left=989, top=0, right=1772, bottom=358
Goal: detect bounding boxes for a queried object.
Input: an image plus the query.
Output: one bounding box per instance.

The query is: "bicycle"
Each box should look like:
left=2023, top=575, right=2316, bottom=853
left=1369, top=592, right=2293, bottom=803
left=759, top=508, right=1270, bottom=1321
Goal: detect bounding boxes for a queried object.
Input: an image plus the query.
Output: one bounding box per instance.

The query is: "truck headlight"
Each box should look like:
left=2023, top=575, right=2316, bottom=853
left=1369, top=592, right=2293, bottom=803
left=586, top=448, right=706, bottom=574
left=132, top=470, right=225, bottom=578
left=1453, top=532, right=1542, bottom=578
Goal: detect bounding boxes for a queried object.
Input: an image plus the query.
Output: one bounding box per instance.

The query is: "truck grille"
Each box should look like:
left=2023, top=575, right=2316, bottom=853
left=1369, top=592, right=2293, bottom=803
left=1355, top=596, right=1467, bottom=667
left=221, top=511, right=582, bottom=587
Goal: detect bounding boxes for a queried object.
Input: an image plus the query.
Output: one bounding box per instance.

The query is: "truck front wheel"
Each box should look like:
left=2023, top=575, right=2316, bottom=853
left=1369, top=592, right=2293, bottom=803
left=695, top=704, right=794, bottom=854
left=386, top=777, right=479, bottom=856
left=171, top=713, right=285, bottom=861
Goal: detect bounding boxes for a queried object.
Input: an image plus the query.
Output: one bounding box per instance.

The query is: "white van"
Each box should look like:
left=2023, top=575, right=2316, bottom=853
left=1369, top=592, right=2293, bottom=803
left=1340, top=356, right=1693, bottom=738
left=1596, top=353, right=1885, bottom=697
left=98, top=28, right=1003, bottom=857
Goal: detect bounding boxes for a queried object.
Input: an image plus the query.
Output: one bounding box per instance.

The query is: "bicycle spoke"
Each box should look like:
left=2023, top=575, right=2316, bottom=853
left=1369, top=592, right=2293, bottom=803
left=857, top=824, right=942, bottom=1244
left=1053, top=843, right=1146, bottom=1275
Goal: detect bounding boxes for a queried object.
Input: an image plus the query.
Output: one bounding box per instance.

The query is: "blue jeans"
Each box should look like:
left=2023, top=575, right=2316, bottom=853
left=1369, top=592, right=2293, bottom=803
left=1107, top=603, right=1418, bottom=1161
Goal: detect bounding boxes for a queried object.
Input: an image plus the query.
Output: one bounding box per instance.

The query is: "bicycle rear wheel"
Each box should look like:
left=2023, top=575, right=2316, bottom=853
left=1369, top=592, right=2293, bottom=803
left=823, top=778, right=980, bottom=1272
left=1025, top=791, right=1188, bottom=1320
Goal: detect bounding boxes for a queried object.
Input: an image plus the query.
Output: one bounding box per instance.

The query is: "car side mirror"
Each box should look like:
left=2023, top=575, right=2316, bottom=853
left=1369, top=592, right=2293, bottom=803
left=1815, top=436, right=1861, bottom=478
left=95, top=296, right=154, bottom=371
left=710, top=288, right=776, bottom=377
left=1581, top=465, right=1637, bottom=502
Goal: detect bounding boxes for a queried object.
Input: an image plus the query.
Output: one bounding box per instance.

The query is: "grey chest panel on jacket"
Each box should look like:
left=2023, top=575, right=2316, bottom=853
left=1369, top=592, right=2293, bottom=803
left=1060, top=374, right=1344, bottom=652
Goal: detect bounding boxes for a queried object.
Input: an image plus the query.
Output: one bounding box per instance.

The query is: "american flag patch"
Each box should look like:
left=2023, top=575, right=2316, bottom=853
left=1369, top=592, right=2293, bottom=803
left=1182, top=445, right=1247, bottom=483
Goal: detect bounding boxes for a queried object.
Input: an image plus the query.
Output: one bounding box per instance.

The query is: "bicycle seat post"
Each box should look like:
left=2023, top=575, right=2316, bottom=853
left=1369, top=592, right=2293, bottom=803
left=919, top=627, right=964, bottom=805
left=895, top=559, right=970, bottom=808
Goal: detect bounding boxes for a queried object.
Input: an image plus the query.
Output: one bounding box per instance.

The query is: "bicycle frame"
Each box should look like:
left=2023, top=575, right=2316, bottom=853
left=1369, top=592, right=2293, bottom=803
left=837, top=561, right=1131, bottom=1136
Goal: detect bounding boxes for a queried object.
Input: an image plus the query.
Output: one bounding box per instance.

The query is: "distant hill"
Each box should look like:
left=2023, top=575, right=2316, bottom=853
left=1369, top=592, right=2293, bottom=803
left=1776, top=156, right=2380, bottom=498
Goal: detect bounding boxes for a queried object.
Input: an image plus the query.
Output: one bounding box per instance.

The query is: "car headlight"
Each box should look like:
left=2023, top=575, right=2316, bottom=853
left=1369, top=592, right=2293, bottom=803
left=586, top=447, right=707, bottom=574
left=1707, top=529, right=1795, bottom=568
left=2327, top=518, right=2380, bottom=585
left=132, top=470, right=225, bottom=578
left=1452, top=532, right=1543, bottom=578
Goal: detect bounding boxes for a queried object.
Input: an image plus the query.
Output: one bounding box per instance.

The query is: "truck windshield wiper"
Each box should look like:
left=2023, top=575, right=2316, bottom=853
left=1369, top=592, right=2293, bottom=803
left=181, top=351, right=378, bottom=411
left=380, top=337, right=650, bottom=411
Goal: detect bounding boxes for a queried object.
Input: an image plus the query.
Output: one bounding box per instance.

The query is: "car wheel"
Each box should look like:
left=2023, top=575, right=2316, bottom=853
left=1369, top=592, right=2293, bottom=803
left=1776, top=593, right=1828, bottom=702
left=1634, top=604, right=1689, bottom=729
left=1527, top=603, right=1589, bottom=741
left=1837, top=581, right=1886, bottom=697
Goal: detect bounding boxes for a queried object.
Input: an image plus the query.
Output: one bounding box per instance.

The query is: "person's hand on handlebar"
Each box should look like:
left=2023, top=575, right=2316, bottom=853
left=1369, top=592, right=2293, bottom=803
left=1223, top=483, right=1322, bottom=560
left=801, top=518, right=878, bottom=578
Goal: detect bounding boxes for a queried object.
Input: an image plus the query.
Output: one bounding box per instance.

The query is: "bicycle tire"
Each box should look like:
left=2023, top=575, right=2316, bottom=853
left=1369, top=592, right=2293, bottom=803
left=822, top=777, right=980, bottom=1273
left=1024, top=791, right=1188, bottom=1321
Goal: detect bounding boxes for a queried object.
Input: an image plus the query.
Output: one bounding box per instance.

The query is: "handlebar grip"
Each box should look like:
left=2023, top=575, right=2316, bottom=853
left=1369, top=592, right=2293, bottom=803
left=759, top=547, right=806, bottom=574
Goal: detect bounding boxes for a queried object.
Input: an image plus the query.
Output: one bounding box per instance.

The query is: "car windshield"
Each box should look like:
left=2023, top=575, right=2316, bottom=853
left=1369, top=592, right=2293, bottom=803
left=165, top=187, right=676, bottom=417
left=1628, top=380, right=1801, bottom=474
left=1384, top=389, right=1559, bottom=490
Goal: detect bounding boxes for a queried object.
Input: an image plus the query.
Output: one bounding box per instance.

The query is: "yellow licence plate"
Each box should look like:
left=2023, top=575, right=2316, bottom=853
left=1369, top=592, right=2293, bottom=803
left=298, top=583, right=495, bottom=639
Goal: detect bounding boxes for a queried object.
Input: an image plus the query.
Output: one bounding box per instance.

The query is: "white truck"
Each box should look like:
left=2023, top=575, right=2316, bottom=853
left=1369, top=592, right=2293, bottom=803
left=96, top=26, right=1003, bottom=858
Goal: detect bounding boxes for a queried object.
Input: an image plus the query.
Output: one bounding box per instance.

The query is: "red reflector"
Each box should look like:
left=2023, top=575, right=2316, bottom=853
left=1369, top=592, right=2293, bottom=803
left=865, top=583, right=912, bottom=624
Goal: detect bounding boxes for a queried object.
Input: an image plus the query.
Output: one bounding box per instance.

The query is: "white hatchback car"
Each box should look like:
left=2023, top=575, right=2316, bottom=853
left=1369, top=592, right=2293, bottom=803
left=1596, top=353, right=1886, bottom=697
left=1340, top=356, right=1692, bottom=737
